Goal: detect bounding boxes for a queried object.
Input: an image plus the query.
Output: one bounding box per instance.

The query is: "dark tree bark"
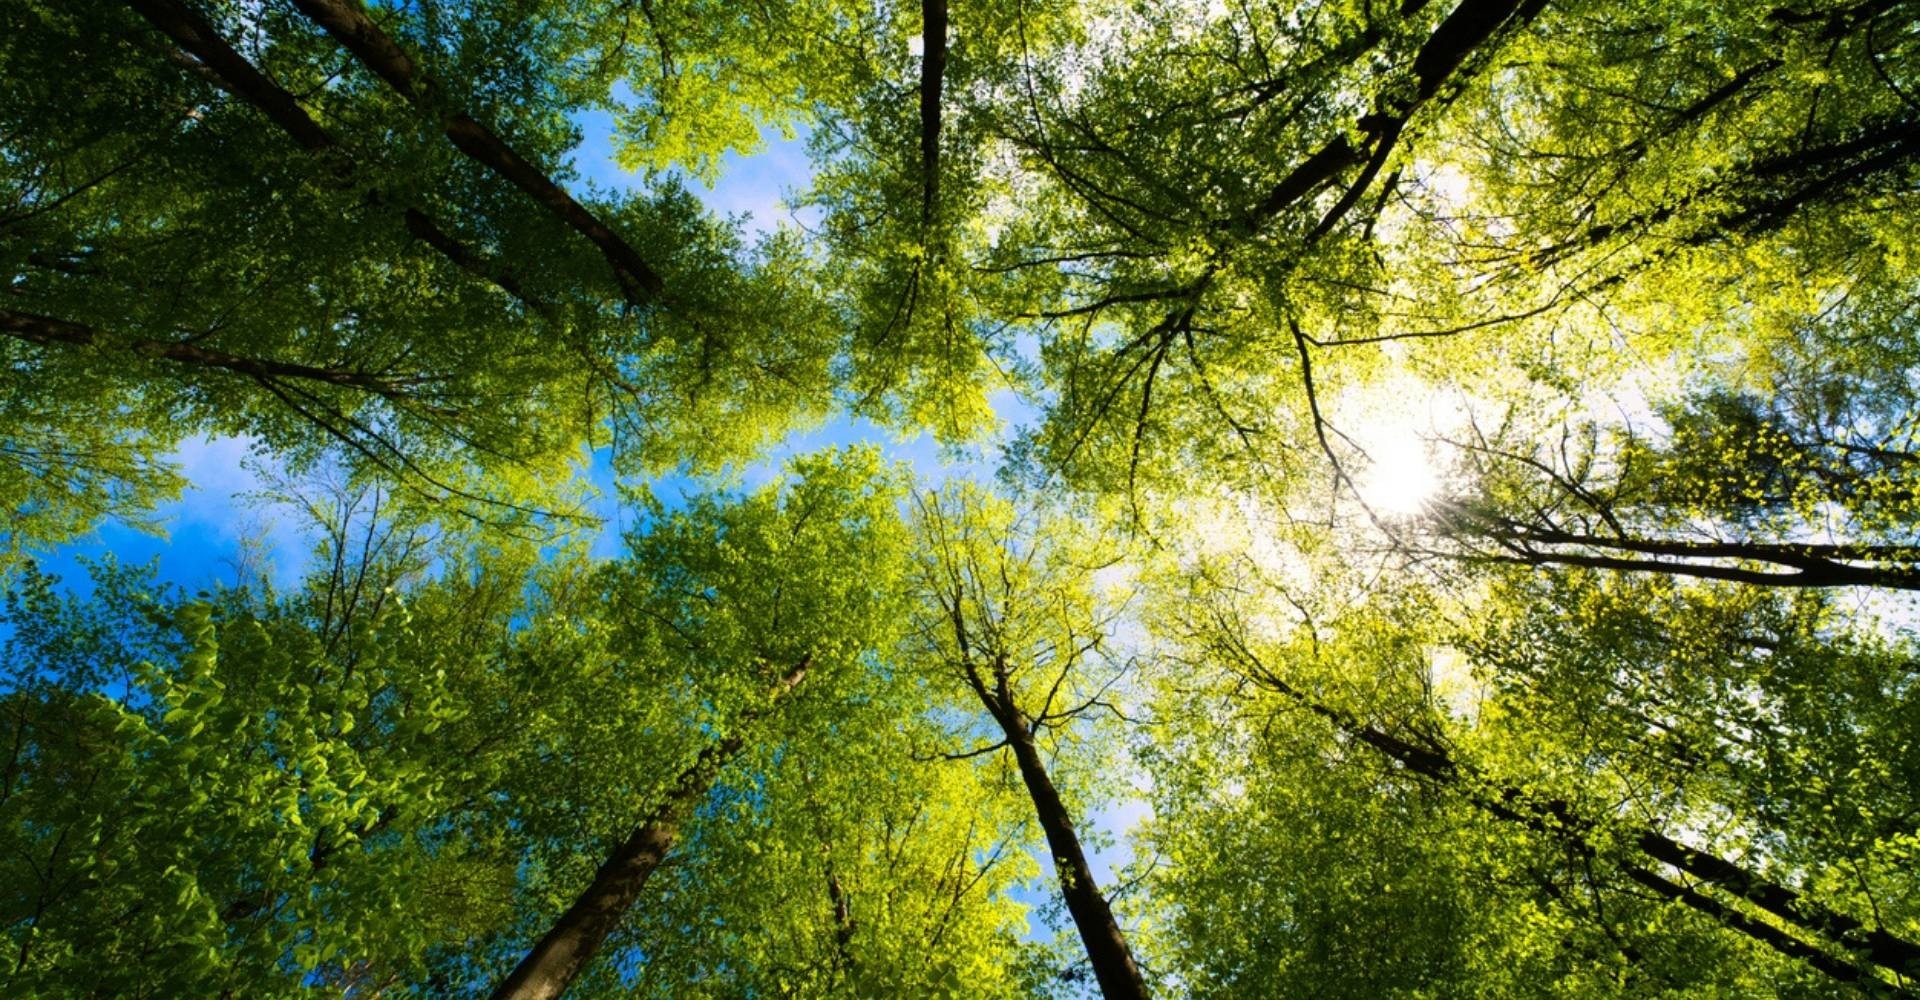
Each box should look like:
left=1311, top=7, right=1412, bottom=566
left=489, top=768, right=707, bottom=1000
left=826, top=863, right=855, bottom=956
left=1633, top=829, right=1920, bottom=981
left=1620, top=863, right=1901, bottom=994
left=1410, top=0, right=1534, bottom=101
left=121, top=0, right=544, bottom=312
left=122, top=0, right=332, bottom=151
left=1442, top=509, right=1920, bottom=591
left=1004, top=720, right=1148, bottom=1000
left=285, top=0, right=666, bottom=305
left=490, top=660, right=809, bottom=1000
left=971, top=660, right=1149, bottom=1000
left=1535, top=116, right=1920, bottom=264
left=918, top=0, right=948, bottom=226
left=1235, top=0, right=1534, bottom=236
left=0, top=307, right=444, bottom=404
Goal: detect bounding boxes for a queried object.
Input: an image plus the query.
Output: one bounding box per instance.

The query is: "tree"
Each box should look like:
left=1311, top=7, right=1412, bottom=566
left=486, top=449, right=923, bottom=999
left=962, top=0, right=1919, bottom=513
left=1463, top=569, right=1920, bottom=982
left=1426, top=377, right=1920, bottom=590
left=591, top=652, right=1044, bottom=998
left=788, top=0, right=1087, bottom=442
left=1143, top=550, right=1920, bottom=995
left=0, top=541, right=540, bottom=995
left=907, top=485, right=1150, bottom=999
left=0, top=451, right=1057, bottom=996
left=4, top=0, right=846, bottom=555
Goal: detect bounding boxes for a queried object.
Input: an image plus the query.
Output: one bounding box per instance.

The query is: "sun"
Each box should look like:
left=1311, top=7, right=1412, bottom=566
left=1356, top=433, right=1441, bottom=516
left=1338, top=378, right=1459, bottom=518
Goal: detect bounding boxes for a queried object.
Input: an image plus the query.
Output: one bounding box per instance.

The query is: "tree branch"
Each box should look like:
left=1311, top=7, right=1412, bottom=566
left=286, top=0, right=666, bottom=305
left=122, top=0, right=547, bottom=312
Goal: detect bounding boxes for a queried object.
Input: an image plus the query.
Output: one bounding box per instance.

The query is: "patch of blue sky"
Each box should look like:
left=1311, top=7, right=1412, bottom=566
left=27, top=434, right=313, bottom=597
left=570, top=99, right=819, bottom=240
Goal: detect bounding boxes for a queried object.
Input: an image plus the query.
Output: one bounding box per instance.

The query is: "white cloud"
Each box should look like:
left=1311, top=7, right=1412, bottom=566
left=162, top=434, right=312, bottom=586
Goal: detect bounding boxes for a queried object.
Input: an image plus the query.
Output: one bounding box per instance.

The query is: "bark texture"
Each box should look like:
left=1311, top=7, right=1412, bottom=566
left=918, top=0, right=948, bottom=225
left=490, top=661, right=809, bottom=1000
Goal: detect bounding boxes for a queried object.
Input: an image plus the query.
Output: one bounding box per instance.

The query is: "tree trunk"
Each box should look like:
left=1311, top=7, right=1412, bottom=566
left=122, top=0, right=544, bottom=311
left=917, top=0, right=947, bottom=226
left=1633, top=829, right=1920, bottom=979
left=488, top=771, right=705, bottom=1000
left=0, top=307, right=439, bottom=402
left=1620, top=864, right=1902, bottom=995
left=286, top=0, right=664, bottom=304
left=992, top=702, right=1148, bottom=1000
left=490, top=661, right=808, bottom=1000
left=1467, top=544, right=1920, bottom=591
left=1240, top=0, right=1532, bottom=233
left=1447, top=511, right=1920, bottom=591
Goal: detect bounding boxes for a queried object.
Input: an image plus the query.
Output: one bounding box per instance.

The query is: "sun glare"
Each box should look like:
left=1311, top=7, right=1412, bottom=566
left=1356, top=434, right=1440, bottom=516
left=1332, top=376, right=1469, bottom=519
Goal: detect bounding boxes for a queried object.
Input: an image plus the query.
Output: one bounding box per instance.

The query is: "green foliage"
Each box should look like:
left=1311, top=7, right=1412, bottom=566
left=5, top=0, right=1920, bottom=995
left=602, top=685, right=1042, bottom=998
left=904, top=483, right=1141, bottom=819
left=1468, top=571, right=1920, bottom=951
left=0, top=555, right=529, bottom=996
left=1137, top=555, right=1904, bottom=997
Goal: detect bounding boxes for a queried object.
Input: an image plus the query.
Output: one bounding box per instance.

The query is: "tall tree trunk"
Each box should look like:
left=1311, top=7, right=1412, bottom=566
left=1000, top=719, right=1150, bottom=1000
left=121, top=0, right=545, bottom=311
left=490, top=661, right=808, bottom=1000
left=0, top=307, right=444, bottom=404
left=917, top=0, right=947, bottom=227
left=1620, top=863, right=1902, bottom=994
left=1240, top=0, right=1533, bottom=233
left=963, top=652, right=1147, bottom=999
left=1446, top=510, right=1920, bottom=591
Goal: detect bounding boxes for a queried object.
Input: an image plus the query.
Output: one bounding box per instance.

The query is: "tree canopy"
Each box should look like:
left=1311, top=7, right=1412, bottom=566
left=3, top=0, right=1918, bottom=995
